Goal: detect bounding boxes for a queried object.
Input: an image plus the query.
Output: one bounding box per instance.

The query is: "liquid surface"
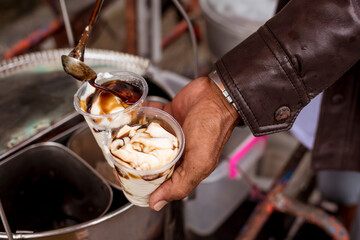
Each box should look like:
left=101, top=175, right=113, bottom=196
left=84, top=80, right=142, bottom=114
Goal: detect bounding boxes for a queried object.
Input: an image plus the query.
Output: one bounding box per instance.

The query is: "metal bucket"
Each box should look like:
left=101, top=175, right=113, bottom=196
left=200, top=0, right=277, bottom=58
left=0, top=142, right=113, bottom=238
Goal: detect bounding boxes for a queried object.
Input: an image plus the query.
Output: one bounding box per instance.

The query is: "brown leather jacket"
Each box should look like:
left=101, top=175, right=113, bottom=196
left=215, top=0, right=360, bottom=171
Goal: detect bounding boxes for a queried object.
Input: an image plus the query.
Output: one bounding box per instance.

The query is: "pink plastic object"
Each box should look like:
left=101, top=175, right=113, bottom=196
left=229, top=136, right=267, bottom=179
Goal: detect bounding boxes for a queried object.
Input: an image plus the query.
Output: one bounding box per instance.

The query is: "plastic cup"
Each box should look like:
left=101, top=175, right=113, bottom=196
left=74, top=71, right=148, bottom=167
left=105, top=107, right=185, bottom=207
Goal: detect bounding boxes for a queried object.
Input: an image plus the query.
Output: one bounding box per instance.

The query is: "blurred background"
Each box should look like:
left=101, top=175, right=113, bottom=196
left=0, top=0, right=344, bottom=239
left=0, top=0, right=278, bottom=77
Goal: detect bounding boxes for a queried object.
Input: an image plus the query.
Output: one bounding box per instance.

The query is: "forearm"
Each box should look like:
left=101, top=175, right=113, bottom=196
left=216, top=0, right=360, bottom=136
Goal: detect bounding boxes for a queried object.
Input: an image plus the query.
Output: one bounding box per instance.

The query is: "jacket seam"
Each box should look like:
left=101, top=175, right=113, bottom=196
left=311, top=95, right=326, bottom=165
left=343, top=65, right=360, bottom=169
left=269, top=27, right=312, bottom=101
left=262, top=24, right=310, bottom=103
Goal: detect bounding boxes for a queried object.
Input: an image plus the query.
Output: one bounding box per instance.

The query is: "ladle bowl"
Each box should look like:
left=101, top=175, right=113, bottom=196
left=60, top=0, right=134, bottom=101
left=61, top=0, right=103, bottom=82
left=61, top=55, right=97, bottom=81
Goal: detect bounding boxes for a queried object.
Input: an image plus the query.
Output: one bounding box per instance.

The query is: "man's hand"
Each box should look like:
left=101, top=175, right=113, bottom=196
left=148, top=77, right=240, bottom=211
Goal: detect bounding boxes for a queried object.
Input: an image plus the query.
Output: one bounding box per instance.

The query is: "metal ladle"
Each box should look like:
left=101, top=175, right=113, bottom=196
left=61, top=0, right=133, bottom=101
left=61, top=0, right=103, bottom=82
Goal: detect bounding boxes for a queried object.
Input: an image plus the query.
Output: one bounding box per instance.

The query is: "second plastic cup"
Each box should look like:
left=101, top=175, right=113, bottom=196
left=105, top=107, right=185, bottom=207
left=74, top=71, right=148, bottom=167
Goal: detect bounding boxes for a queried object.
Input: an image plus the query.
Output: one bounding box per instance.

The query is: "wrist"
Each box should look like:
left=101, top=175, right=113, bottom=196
left=208, top=70, right=244, bottom=127
left=209, top=70, right=239, bottom=111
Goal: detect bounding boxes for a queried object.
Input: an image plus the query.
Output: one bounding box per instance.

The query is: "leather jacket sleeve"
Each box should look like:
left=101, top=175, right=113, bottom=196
left=215, top=0, right=360, bottom=136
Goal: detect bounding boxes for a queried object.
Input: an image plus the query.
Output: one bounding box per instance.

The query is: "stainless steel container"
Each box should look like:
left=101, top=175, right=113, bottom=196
left=0, top=142, right=164, bottom=240
left=200, top=0, right=276, bottom=58
left=0, top=142, right=113, bottom=239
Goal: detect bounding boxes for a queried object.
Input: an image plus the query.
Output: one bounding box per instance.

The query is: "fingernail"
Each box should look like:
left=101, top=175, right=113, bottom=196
left=153, top=200, right=167, bottom=211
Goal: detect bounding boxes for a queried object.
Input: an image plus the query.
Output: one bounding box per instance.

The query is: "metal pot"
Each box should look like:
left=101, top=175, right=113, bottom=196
left=0, top=142, right=165, bottom=240
left=200, top=0, right=276, bottom=58
left=0, top=142, right=112, bottom=236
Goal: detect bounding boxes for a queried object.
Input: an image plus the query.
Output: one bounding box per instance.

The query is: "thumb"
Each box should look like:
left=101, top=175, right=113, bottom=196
left=148, top=163, right=200, bottom=211
left=149, top=149, right=214, bottom=211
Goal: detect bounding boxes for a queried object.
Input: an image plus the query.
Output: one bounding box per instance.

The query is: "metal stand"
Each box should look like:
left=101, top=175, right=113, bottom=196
left=0, top=200, right=13, bottom=240
left=136, top=0, right=162, bottom=63
left=236, top=144, right=349, bottom=240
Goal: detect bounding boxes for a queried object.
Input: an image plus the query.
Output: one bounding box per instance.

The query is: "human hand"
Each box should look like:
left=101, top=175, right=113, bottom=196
left=148, top=77, right=240, bottom=211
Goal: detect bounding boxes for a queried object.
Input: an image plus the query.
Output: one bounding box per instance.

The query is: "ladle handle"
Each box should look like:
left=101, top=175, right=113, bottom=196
left=0, top=200, right=13, bottom=240
left=69, top=0, right=104, bottom=61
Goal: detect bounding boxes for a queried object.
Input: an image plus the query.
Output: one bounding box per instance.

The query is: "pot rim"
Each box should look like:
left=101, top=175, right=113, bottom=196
left=199, top=0, right=263, bottom=36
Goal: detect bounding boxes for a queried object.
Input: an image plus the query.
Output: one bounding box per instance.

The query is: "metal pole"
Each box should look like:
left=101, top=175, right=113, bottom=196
left=151, top=0, right=162, bottom=63
left=171, top=0, right=199, bottom=79
left=136, top=0, right=150, bottom=58
left=125, top=0, right=137, bottom=54
left=59, top=0, right=75, bottom=47
left=0, top=200, right=13, bottom=240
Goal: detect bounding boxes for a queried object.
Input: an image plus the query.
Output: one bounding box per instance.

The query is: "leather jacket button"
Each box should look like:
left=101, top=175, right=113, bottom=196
left=275, top=106, right=291, bottom=121
left=331, top=94, right=344, bottom=104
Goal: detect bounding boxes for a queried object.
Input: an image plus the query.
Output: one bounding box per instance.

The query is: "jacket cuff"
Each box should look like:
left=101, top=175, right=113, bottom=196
left=215, top=26, right=310, bottom=136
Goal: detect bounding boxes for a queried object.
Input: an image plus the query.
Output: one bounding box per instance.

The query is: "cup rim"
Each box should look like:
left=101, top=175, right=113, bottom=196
left=73, top=71, right=149, bottom=119
left=107, top=107, right=185, bottom=175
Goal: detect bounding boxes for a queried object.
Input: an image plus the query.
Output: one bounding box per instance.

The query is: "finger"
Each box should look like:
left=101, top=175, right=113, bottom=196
left=149, top=151, right=213, bottom=211
left=143, top=100, right=165, bottom=109
left=149, top=164, right=194, bottom=211
left=162, top=102, right=173, bottom=115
